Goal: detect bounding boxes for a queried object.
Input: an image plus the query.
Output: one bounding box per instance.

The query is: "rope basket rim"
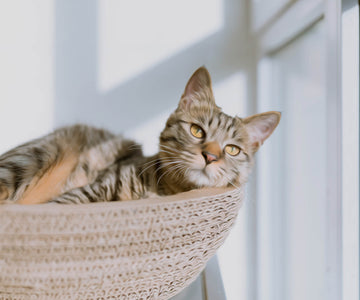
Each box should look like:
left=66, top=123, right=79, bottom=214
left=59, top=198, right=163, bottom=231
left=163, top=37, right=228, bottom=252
left=0, top=187, right=240, bottom=214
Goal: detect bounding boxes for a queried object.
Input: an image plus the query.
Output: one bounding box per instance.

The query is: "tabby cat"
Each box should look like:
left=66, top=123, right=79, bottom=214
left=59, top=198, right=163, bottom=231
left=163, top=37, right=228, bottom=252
left=0, top=67, right=280, bottom=204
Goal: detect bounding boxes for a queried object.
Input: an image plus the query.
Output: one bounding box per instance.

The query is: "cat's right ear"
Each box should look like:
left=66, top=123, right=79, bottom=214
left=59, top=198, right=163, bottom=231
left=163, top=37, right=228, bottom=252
left=178, top=67, right=216, bottom=111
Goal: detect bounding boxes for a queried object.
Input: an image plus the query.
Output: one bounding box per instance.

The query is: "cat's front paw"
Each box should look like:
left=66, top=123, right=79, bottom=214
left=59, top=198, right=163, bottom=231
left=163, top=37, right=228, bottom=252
left=48, top=196, right=73, bottom=204
left=48, top=191, right=83, bottom=204
left=48, top=199, right=69, bottom=204
left=144, top=191, right=159, bottom=198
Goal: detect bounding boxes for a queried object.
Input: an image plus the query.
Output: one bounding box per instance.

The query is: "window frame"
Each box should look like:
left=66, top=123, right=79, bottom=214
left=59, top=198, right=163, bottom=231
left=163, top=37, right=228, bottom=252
left=247, top=0, right=358, bottom=299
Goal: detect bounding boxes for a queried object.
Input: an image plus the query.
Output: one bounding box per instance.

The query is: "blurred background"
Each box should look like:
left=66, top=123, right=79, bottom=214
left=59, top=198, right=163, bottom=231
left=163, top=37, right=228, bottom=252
left=0, top=0, right=358, bottom=300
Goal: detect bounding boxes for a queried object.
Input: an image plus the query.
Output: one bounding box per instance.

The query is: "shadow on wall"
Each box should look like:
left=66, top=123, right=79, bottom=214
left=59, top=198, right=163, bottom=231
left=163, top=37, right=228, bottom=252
left=54, top=0, right=249, bottom=133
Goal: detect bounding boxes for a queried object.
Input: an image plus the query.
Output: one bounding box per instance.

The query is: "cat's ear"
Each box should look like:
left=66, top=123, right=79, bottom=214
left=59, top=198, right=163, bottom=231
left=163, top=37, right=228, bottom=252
left=243, top=111, right=281, bottom=152
left=178, top=67, right=215, bottom=110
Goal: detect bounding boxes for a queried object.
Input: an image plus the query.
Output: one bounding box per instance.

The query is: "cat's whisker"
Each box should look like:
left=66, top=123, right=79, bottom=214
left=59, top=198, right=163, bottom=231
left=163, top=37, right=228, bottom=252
left=159, top=144, right=178, bottom=152
left=142, top=157, right=177, bottom=168
left=138, top=158, right=176, bottom=177
left=159, top=145, right=193, bottom=161
left=171, top=170, right=185, bottom=186
left=160, top=160, right=184, bottom=167
left=161, top=152, right=193, bottom=163
left=138, top=160, right=165, bottom=177
left=162, top=162, right=189, bottom=174
left=157, top=163, right=185, bottom=186
left=183, top=167, right=190, bottom=179
left=173, top=165, right=189, bottom=180
left=159, top=149, right=177, bottom=156
left=154, top=162, right=175, bottom=179
left=151, top=160, right=184, bottom=179
left=156, top=167, right=175, bottom=186
left=160, top=145, right=193, bottom=159
left=139, top=156, right=178, bottom=170
left=217, top=168, right=233, bottom=186
left=220, top=173, right=242, bottom=190
left=160, top=153, right=193, bottom=163
left=159, top=148, right=176, bottom=155
left=127, top=144, right=142, bottom=150
left=159, top=145, right=183, bottom=156
left=174, top=166, right=189, bottom=185
left=159, top=148, right=179, bottom=156
left=156, top=162, right=185, bottom=179
left=159, top=149, right=193, bottom=161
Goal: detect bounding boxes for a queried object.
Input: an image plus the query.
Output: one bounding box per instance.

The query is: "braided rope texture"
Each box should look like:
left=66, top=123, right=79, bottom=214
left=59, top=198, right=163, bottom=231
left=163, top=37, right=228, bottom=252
left=0, top=187, right=244, bottom=300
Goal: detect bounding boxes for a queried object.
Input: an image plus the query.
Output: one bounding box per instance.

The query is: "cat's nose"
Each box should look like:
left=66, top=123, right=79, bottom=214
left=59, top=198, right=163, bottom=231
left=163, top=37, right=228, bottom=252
left=202, top=151, right=218, bottom=164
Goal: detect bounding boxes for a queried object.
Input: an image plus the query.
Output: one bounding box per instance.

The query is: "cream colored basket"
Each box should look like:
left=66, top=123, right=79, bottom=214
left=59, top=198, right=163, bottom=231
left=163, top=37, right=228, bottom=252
left=0, top=187, right=244, bottom=300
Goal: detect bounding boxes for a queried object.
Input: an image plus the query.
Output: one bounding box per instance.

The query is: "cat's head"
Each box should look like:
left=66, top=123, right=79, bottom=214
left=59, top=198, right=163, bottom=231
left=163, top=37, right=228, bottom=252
left=159, top=67, right=280, bottom=189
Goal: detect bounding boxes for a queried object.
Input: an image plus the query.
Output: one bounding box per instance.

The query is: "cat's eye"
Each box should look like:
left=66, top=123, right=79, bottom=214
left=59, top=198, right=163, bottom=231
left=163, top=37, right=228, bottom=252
left=190, top=124, right=205, bottom=138
left=225, top=145, right=241, bottom=156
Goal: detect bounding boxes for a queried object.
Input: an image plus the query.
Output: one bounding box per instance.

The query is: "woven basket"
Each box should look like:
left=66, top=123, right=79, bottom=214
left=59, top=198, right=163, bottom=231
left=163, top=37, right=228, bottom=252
left=0, top=187, right=244, bottom=300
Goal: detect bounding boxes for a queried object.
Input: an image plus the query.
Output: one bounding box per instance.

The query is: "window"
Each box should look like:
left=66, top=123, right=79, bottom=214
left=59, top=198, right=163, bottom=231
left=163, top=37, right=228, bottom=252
left=250, top=0, right=359, bottom=299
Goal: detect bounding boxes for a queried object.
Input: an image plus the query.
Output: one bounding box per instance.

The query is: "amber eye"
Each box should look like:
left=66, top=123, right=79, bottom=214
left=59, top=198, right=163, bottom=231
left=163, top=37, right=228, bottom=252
left=190, top=124, right=205, bottom=138
left=225, top=145, right=241, bottom=156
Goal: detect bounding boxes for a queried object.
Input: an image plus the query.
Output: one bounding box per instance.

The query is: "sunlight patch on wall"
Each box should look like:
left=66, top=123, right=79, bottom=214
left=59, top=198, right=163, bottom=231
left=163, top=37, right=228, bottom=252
left=0, top=0, right=54, bottom=155
left=98, top=0, right=223, bottom=92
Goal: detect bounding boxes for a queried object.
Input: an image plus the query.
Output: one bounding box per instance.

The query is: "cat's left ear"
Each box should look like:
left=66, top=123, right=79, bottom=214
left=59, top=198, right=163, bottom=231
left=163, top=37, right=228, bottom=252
left=178, top=67, right=216, bottom=110
left=243, top=111, right=281, bottom=152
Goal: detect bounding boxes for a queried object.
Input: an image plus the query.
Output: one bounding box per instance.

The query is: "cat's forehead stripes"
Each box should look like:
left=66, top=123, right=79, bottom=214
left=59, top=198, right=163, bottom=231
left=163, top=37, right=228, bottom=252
left=193, top=111, right=245, bottom=145
left=165, top=108, right=247, bottom=149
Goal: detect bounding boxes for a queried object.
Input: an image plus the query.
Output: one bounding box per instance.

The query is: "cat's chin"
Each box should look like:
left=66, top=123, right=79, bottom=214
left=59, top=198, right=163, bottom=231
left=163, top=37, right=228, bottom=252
left=187, top=168, right=225, bottom=188
left=189, top=173, right=211, bottom=187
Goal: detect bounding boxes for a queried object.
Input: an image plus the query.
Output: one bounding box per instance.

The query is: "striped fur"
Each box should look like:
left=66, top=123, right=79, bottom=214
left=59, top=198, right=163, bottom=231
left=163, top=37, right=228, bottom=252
left=0, top=67, right=280, bottom=204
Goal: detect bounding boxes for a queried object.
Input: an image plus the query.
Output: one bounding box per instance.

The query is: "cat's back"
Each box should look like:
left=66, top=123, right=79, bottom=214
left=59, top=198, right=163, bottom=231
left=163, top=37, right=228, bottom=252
left=50, top=124, right=117, bottom=151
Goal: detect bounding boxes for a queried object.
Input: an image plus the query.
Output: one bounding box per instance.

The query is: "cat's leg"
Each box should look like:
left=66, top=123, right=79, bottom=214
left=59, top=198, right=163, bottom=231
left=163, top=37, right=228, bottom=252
left=49, top=164, right=119, bottom=204
left=61, top=137, right=142, bottom=192
left=49, top=164, right=145, bottom=204
left=0, top=139, right=61, bottom=203
left=49, top=182, right=113, bottom=204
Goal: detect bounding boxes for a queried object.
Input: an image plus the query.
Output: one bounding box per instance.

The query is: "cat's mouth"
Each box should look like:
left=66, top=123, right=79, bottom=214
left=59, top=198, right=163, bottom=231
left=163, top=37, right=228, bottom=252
left=182, top=156, right=224, bottom=187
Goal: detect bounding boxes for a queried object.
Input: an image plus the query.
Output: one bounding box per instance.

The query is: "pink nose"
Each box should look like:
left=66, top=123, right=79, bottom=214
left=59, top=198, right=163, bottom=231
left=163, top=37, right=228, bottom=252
left=202, top=151, right=218, bottom=164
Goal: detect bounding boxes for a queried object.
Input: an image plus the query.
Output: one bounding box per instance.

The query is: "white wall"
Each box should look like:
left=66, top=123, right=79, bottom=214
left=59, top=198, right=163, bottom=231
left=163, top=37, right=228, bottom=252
left=0, top=0, right=54, bottom=154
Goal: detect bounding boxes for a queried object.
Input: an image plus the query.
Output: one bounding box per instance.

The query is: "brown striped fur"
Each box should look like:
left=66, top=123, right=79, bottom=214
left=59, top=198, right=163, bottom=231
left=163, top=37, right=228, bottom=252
left=0, top=67, right=281, bottom=204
